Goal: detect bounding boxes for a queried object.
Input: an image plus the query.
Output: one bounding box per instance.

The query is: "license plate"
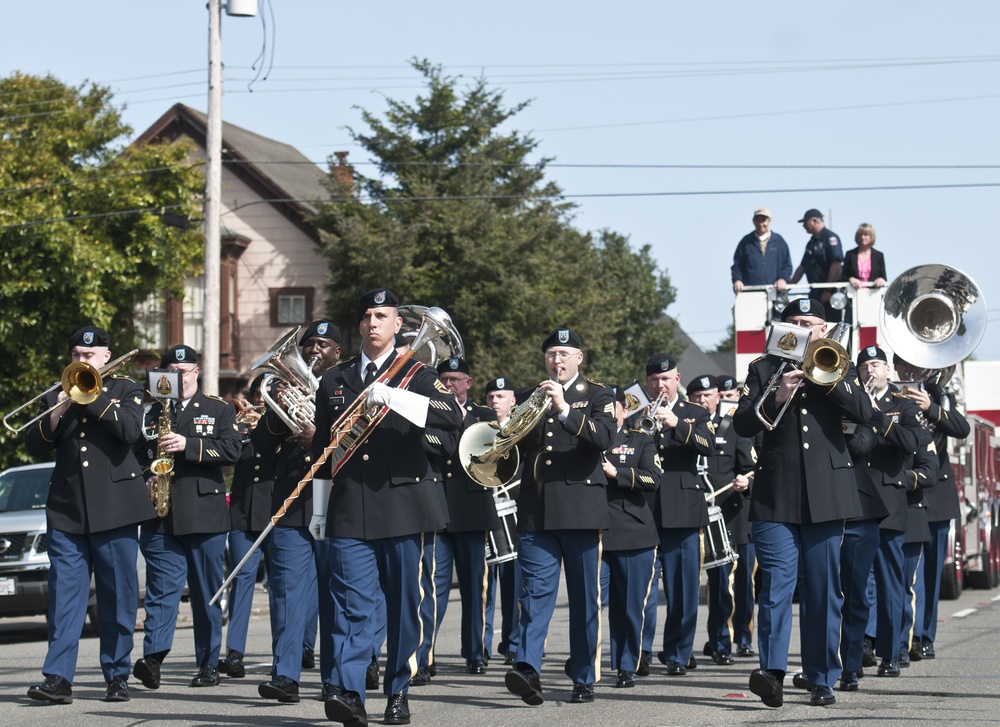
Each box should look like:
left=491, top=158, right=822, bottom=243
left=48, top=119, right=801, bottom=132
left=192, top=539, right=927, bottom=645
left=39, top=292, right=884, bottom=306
left=0, top=576, right=14, bottom=596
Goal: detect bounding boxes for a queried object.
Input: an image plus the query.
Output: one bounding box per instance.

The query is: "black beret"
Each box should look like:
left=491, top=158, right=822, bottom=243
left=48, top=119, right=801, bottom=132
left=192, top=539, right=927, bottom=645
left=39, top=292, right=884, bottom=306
left=541, top=328, right=583, bottom=351
left=68, top=326, right=110, bottom=349
left=356, top=288, right=399, bottom=322
left=485, top=377, right=515, bottom=395
left=437, top=357, right=470, bottom=376
left=612, top=384, right=627, bottom=404
left=161, top=344, right=199, bottom=367
left=716, top=374, right=738, bottom=392
left=646, top=353, right=677, bottom=376
left=780, top=298, right=826, bottom=321
left=249, top=373, right=267, bottom=395
left=299, top=320, right=341, bottom=346
left=857, top=345, right=888, bottom=367
left=686, top=375, right=719, bottom=395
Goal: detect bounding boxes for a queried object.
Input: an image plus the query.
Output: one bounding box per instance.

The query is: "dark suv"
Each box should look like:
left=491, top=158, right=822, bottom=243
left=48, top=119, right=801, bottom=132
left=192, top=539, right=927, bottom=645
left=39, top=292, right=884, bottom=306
left=0, top=463, right=57, bottom=622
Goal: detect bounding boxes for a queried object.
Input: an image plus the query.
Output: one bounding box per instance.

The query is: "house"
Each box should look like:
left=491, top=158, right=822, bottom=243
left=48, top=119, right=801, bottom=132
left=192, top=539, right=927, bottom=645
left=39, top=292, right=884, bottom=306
left=132, top=103, right=350, bottom=395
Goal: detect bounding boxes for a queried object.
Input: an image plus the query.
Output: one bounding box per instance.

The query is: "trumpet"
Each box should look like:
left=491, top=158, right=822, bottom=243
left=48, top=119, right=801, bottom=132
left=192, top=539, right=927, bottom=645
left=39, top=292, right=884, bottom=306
left=637, top=393, right=667, bottom=435
left=3, top=349, right=138, bottom=434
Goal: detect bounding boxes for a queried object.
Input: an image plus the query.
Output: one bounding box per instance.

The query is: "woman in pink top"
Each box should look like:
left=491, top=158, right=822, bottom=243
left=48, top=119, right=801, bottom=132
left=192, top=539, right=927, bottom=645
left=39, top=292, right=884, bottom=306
left=842, top=223, right=887, bottom=289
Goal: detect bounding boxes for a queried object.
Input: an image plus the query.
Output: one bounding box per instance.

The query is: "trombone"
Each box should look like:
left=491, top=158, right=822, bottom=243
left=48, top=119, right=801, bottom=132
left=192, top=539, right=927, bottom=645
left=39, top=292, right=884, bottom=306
left=3, top=350, right=139, bottom=434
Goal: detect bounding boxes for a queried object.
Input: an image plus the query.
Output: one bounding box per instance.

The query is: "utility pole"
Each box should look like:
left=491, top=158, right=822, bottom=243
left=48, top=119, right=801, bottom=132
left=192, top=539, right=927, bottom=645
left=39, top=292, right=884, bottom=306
left=203, top=0, right=255, bottom=395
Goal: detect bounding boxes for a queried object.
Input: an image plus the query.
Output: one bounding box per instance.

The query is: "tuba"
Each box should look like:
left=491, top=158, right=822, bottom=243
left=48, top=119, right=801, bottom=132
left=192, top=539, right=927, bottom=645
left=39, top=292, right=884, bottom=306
left=459, top=386, right=551, bottom=488
left=398, top=305, right=464, bottom=366
left=879, top=264, right=986, bottom=372
left=250, top=326, right=319, bottom=435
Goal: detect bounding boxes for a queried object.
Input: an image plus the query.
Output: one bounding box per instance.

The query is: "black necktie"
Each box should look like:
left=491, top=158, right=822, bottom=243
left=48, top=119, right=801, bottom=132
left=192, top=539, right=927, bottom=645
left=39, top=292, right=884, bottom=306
left=364, top=362, right=378, bottom=387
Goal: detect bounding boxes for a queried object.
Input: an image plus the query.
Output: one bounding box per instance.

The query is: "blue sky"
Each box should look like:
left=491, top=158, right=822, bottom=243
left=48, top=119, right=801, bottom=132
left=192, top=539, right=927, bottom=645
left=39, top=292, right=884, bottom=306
left=4, top=1, right=998, bottom=361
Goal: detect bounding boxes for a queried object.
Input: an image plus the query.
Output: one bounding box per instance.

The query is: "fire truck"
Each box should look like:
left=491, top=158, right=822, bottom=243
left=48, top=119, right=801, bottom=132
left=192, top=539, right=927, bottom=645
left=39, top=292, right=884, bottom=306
left=732, top=266, right=997, bottom=598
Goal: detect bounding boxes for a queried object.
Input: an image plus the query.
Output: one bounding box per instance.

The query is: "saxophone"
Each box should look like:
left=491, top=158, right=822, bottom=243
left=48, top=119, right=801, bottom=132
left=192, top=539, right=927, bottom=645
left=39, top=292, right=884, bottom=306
left=149, top=407, right=174, bottom=518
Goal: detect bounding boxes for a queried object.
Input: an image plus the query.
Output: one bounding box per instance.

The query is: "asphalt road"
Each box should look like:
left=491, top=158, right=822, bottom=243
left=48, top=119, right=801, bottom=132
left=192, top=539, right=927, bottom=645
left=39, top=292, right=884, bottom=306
left=2, top=579, right=999, bottom=727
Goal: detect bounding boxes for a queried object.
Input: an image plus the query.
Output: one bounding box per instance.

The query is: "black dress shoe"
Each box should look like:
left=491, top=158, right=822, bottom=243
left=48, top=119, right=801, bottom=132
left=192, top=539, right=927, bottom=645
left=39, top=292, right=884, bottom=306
left=564, top=657, right=572, bottom=678
left=408, top=666, right=431, bottom=687
left=505, top=664, right=544, bottom=706
left=366, top=656, right=380, bottom=691
left=736, top=643, right=756, bottom=657
left=687, top=654, right=698, bottom=670
left=302, top=647, right=316, bottom=670
left=466, top=659, right=487, bottom=675
left=218, top=650, right=245, bottom=678
left=134, top=657, right=161, bottom=690
left=711, top=651, right=735, bottom=666
left=322, top=683, right=341, bottom=701
left=862, top=637, right=877, bottom=668
left=258, top=675, right=300, bottom=703
left=325, top=690, right=368, bottom=726
left=636, top=651, right=650, bottom=677
left=749, top=668, right=783, bottom=708
left=877, top=658, right=900, bottom=677
left=656, top=650, right=668, bottom=666
left=427, top=663, right=437, bottom=677
left=810, top=685, right=836, bottom=706
left=570, top=682, right=595, bottom=703
left=105, top=677, right=130, bottom=702
left=27, top=674, right=73, bottom=704
left=839, top=671, right=860, bottom=691
left=897, top=649, right=911, bottom=668
left=703, top=641, right=713, bottom=657
left=908, top=645, right=923, bottom=662
left=791, top=671, right=810, bottom=690
left=922, top=639, right=935, bottom=658
left=615, top=670, right=635, bottom=688
left=503, top=652, right=515, bottom=665
left=665, top=660, right=687, bottom=676
left=191, top=664, right=220, bottom=687
left=384, top=694, right=410, bottom=725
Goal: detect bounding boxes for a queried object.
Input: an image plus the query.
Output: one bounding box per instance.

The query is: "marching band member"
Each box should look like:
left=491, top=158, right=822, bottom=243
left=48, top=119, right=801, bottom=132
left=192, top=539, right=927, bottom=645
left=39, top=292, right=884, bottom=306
left=504, top=328, right=615, bottom=705
left=600, top=384, right=660, bottom=688
left=311, top=289, right=462, bottom=727
left=26, top=326, right=154, bottom=704
left=688, top=375, right=755, bottom=667
left=644, top=354, right=713, bottom=676
left=251, top=321, right=341, bottom=703
left=734, top=299, right=871, bottom=708
left=134, top=345, right=242, bottom=690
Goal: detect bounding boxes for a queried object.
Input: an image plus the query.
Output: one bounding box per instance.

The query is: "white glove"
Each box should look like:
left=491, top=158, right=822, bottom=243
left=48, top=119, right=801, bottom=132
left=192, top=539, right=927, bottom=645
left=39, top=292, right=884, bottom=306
left=365, top=381, right=393, bottom=409
left=310, top=478, right=332, bottom=541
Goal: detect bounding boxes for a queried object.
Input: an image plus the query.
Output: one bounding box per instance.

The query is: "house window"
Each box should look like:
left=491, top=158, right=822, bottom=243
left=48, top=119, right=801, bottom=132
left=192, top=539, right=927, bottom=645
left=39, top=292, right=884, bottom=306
left=269, top=287, right=314, bottom=327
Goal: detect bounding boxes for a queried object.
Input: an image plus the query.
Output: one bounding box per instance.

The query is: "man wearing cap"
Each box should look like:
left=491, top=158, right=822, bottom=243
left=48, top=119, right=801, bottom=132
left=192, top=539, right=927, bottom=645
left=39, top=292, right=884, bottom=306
left=133, top=345, right=242, bottom=691
left=412, top=358, right=499, bottom=682
left=504, top=328, right=615, bottom=706
left=893, top=354, right=970, bottom=659
left=600, top=384, right=661, bottom=689
left=731, top=208, right=793, bottom=294
left=642, top=353, right=714, bottom=676
left=25, top=326, right=155, bottom=704
left=483, top=376, right=521, bottom=665
left=251, top=320, right=342, bottom=703
left=790, top=209, right=844, bottom=317
left=309, top=289, right=462, bottom=727
left=856, top=345, right=921, bottom=677
left=734, top=298, right=871, bottom=707
left=687, top=375, right=756, bottom=667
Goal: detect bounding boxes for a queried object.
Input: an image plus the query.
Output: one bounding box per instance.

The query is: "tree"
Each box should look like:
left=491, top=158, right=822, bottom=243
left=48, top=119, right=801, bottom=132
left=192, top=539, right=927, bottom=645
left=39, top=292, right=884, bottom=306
left=0, top=73, right=205, bottom=467
left=312, top=61, right=677, bottom=388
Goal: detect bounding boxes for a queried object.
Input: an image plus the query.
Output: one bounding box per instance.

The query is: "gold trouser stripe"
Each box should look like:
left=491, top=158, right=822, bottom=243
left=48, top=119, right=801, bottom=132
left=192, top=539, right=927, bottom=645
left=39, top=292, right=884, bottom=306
left=593, top=530, right=603, bottom=683
left=409, top=532, right=429, bottom=678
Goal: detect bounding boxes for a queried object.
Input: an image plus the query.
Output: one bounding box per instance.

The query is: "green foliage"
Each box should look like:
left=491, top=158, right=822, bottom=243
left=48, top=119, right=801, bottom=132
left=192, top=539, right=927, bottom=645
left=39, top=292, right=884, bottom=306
left=0, top=73, right=204, bottom=468
left=313, top=61, right=677, bottom=391
left=712, top=323, right=736, bottom=353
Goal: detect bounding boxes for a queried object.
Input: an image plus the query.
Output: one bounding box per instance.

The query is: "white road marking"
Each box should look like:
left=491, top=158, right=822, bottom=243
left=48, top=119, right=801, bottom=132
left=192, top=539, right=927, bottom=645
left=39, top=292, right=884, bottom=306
left=952, top=608, right=978, bottom=618
left=991, top=594, right=1000, bottom=602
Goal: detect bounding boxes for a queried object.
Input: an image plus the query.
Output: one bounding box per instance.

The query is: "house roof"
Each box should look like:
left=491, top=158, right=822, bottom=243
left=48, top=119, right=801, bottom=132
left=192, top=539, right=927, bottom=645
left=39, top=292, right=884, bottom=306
left=134, top=103, right=330, bottom=240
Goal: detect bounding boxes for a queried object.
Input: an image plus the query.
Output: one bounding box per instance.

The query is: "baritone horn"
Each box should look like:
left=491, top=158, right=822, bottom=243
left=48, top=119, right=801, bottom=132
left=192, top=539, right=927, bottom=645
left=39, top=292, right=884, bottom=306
left=250, top=326, right=319, bottom=435
left=3, top=349, right=139, bottom=434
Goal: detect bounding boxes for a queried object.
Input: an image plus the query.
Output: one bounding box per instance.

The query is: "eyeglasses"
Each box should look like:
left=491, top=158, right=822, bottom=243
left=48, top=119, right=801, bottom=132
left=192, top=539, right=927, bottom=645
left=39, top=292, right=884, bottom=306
left=544, top=349, right=580, bottom=361
left=439, top=376, right=470, bottom=384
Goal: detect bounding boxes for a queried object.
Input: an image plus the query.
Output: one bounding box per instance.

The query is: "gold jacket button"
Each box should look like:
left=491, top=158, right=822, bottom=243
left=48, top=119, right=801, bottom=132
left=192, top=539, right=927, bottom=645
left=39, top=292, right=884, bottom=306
left=253, top=477, right=260, bottom=483
left=546, top=431, right=553, bottom=437
left=803, top=443, right=810, bottom=449
left=545, top=459, right=552, bottom=466
left=80, top=446, right=87, bottom=452
left=586, top=479, right=591, bottom=484
left=802, top=426, right=809, bottom=432
left=363, top=454, right=370, bottom=461
left=801, top=409, right=808, bottom=416
left=254, top=465, right=260, bottom=471
left=447, top=472, right=453, bottom=478
left=82, top=417, right=88, bottom=423
left=446, top=460, right=453, bottom=466
left=546, top=445, right=553, bottom=451
left=547, top=418, right=554, bottom=424
left=83, top=461, right=89, bottom=467
left=79, top=432, right=86, bottom=438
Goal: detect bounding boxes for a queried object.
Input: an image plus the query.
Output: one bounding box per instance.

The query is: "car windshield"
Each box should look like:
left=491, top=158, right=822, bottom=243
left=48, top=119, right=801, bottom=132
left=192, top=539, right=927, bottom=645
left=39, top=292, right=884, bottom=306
left=0, top=468, right=50, bottom=513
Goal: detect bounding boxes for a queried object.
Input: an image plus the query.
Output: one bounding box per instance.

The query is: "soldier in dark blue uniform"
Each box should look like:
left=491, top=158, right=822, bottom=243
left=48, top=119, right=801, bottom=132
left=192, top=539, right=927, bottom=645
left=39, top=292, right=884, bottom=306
left=504, top=328, right=616, bottom=706
left=252, top=320, right=341, bottom=703
left=133, top=345, right=242, bottom=690
left=601, top=384, right=660, bottom=688
left=310, top=289, right=463, bottom=727
left=717, top=374, right=759, bottom=658
left=900, top=424, right=938, bottom=665
left=858, top=345, right=921, bottom=678
left=414, top=357, right=499, bottom=680
left=689, top=375, right=755, bottom=667
left=25, top=326, right=155, bottom=704
left=643, top=354, right=714, bottom=676
left=894, top=354, right=970, bottom=659
left=790, top=209, right=844, bottom=320
left=734, top=298, right=871, bottom=708
left=219, top=374, right=275, bottom=680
